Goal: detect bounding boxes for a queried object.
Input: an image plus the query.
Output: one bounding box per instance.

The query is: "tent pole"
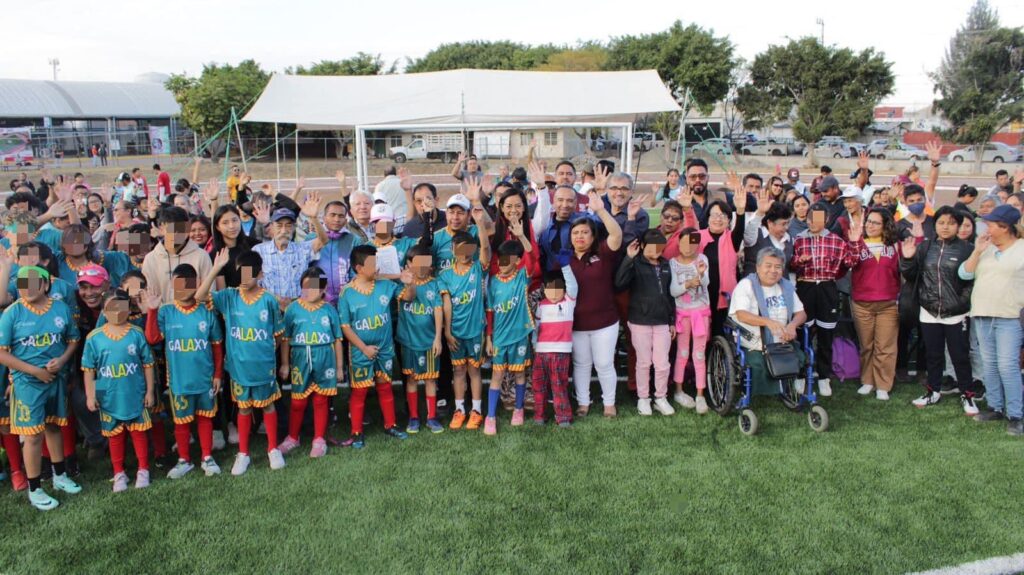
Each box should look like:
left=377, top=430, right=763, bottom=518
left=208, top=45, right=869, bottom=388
left=354, top=127, right=363, bottom=193
left=294, top=130, right=299, bottom=183
left=274, top=123, right=281, bottom=191
left=232, top=108, right=247, bottom=172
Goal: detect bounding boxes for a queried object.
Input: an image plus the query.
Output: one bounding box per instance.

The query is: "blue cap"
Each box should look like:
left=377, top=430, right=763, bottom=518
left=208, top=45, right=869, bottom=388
left=271, top=208, right=296, bottom=222
left=981, top=204, right=1021, bottom=227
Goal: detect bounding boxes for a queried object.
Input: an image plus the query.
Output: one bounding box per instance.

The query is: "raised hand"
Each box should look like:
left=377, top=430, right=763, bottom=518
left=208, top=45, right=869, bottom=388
left=335, top=169, right=346, bottom=185
left=464, top=176, right=482, bottom=203
left=202, top=178, right=220, bottom=203
left=626, top=239, right=640, bottom=258
left=756, top=188, right=772, bottom=215
left=528, top=160, right=545, bottom=186
left=593, top=163, right=610, bottom=191
left=213, top=247, right=231, bottom=271
left=650, top=180, right=661, bottom=195
left=294, top=176, right=306, bottom=192
left=253, top=200, right=272, bottom=225
left=587, top=189, right=604, bottom=213
left=856, top=150, right=870, bottom=172
left=241, top=172, right=252, bottom=185
left=457, top=151, right=467, bottom=165
left=901, top=236, right=917, bottom=259
left=54, top=180, right=72, bottom=202
left=925, top=140, right=942, bottom=164
left=848, top=217, right=863, bottom=243
left=509, top=218, right=525, bottom=239
left=726, top=171, right=742, bottom=192
left=890, top=181, right=905, bottom=202
left=301, top=191, right=322, bottom=218
left=677, top=185, right=693, bottom=208
left=1014, top=167, right=1024, bottom=186
left=143, top=287, right=163, bottom=311
left=628, top=194, right=649, bottom=219
left=398, top=167, right=411, bottom=190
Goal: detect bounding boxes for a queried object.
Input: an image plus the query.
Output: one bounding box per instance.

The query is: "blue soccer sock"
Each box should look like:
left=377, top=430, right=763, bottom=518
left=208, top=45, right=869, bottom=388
left=488, top=388, right=501, bottom=418
left=514, top=383, right=526, bottom=410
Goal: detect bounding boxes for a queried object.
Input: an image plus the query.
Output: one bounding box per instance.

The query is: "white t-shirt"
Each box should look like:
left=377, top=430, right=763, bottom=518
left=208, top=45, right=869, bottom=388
left=728, top=278, right=805, bottom=350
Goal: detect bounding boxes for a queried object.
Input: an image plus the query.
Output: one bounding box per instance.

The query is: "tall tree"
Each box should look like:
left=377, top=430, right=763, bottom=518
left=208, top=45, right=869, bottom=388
left=931, top=0, right=1024, bottom=171
left=286, top=52, right=398, bottom=76
left=166, top=60, right=271, bottom=159
left=405, top=41, right=559, bottom=73
left=533, top=44, right=608, bottom=71
left=736, top=38, right=894, bottom=163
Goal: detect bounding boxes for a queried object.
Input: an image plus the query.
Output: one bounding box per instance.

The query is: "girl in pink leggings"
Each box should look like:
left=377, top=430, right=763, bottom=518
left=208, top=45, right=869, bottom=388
left=669, top=229, right=712, bottom=414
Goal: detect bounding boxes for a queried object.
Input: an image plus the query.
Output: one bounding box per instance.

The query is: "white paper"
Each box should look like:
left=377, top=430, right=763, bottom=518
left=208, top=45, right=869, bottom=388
left=375, top=245, right=401, bottom=276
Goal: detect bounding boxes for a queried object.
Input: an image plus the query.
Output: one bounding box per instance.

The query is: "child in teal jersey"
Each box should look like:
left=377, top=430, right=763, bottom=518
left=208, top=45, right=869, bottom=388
left=83, top=290, right=156, bottom=492
left=397, top=245, right=444, bottom=434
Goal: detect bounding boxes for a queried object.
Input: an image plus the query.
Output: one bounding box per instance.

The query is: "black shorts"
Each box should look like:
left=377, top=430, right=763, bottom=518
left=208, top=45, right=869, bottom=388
left=796, top=281, right=839, bottom=329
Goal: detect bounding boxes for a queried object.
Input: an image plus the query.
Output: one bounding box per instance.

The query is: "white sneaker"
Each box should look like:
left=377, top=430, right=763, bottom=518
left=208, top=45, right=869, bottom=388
left=817, top=379, right=832, bottom=397
left=112, top=472, right=129, bottom=493
left=268, top=448, right=286, bottom=470
left=201, top=457, right=221, bottom=476
left=794, top=379, right=805, bottom=394
left=857, top=384, right=874, bottom=396
left=653, top=398, right=675, bottom=416
left=212, top=430, right=226, bottom=451
left=673, top=392, right=696, bottom=409
left=134, top=469, right=150, bottom=489
left=231, top=453, right=251, bottom=476
left=961, top=395, right=980, bottom=416
left=227, top=423, right=239, bottom=445
left=695, top=396, right=709, bottom=415
left=875, top=390, right=890, bottom=401
left=637, top=398, right=653, bottom=416
left=166, top=459, right=194, bottom=480
left=912, top=391, right=941, bottom=408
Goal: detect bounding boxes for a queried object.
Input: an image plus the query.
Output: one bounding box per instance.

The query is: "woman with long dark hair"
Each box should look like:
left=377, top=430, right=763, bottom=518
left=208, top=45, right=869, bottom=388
left=489, top=185, right=540, bottom=285
left=212, top=204, right=255, bottom=290
left=699, top=197, right=746, bottom=337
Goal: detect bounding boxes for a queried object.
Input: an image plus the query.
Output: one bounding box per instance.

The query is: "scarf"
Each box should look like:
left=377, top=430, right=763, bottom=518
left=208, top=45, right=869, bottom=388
left=699, top=228, right=738, bottom=310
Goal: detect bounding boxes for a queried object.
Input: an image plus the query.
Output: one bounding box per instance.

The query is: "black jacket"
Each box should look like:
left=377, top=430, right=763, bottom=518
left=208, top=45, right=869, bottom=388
left=900, top=237, right=973, bottom=318
left=613, top=255, right=675, bottom=326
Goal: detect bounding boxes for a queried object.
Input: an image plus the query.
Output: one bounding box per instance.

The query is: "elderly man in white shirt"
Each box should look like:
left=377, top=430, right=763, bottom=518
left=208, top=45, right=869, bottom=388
left=373, top=166, right=409, bottom=234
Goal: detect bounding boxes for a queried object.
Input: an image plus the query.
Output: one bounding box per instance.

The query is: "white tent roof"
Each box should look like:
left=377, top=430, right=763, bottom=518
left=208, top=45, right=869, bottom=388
left=242, top=69, right=680, bottom=129
left=0, top=78, right=179, bottom=119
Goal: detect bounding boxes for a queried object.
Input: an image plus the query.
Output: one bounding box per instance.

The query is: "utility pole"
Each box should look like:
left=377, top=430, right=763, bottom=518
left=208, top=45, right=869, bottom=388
left=816, top=18, right=825, bottom=45
left=48, top=58, right=60, bottom=81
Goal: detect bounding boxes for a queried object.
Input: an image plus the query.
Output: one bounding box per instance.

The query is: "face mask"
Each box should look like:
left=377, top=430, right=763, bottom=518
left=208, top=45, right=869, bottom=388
left=907, top=202, right=926, bottom=216
left=326, top=229, right=344, bottom=240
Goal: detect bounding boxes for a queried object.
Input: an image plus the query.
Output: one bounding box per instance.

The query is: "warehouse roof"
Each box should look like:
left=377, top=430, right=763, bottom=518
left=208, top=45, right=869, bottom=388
left=0, top=78, right=180, bottom=119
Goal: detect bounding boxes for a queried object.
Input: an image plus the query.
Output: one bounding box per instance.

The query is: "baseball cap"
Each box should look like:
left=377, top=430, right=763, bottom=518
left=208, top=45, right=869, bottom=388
left=271, top=208, right=296, bottom=222
left=77, top=263, right=109, bottom=287
left=372, top=190, right=388, bottom=204
left=818, top=176, right=840, bottom=191
left=981, top=204, right=1021, bottom=227
left=446, top=194, right=471, bottom=211
left=370, top=203, right=395, bottom=223
left=840, top=187, right=864, bottom=201
left=787, top=168, right=800, bottom=179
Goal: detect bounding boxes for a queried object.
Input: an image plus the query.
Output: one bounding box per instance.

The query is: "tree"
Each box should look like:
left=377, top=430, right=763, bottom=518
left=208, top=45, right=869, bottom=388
left=405, top=41, right=559, bottom=73
left=931, top=0, right=1024, bottom=172
left=736, top=38, right=894, bottom=163
left=533, top=44, right=608, bottom=71
left=286, top=52, right=398, bottom=76
left=166, top=60, right=272, bottom=160
left=605, top=21, right=736, bottom=114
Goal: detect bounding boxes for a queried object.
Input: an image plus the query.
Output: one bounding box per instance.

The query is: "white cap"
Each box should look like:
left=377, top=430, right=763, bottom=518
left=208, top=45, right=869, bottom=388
left=446, top=193, right=471, bottom=210
left=840, top=186, right=864, bottom=201
left=372, top=189, right=387, bottom=203
left=370, top=203, right=395, bottom=223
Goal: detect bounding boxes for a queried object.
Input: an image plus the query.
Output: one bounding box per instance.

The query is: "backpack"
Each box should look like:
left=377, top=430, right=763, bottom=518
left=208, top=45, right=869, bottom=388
left=831, top=336, right=861, bottom=381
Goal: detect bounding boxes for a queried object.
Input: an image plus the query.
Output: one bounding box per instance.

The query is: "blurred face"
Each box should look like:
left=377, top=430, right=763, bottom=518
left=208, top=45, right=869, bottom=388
left=707, top=206, right=728, bottom=234
left=660, top=208, right=683, bottom=234
left=767, top=217, right=790, bottom=240
left=446, top=206, right=467, bottom=230
left=843, top=197, right=862, bottom=214
left=957, top=217, right=974, bottom=240
left=356, top=256, right=377, bottom=279
left=189, top=221, right=210, bottom=246
left=217, top=210, right=241, bottom=240
left=607, top=177, right=632, bottom=210
left=78, top=281, right=107, bottom=309
left=685, top=167, right=708, bottom=196
left=173, top=195, right=190, bottom=210
left=643, top=242, right=665, bottom=260
left=324, top=204, right=348, bottom=232
left=163, top=221, right=189, bottom=250
left=553, top=188, right=576, bottom=221
left=413, top=188, right=435, bottom=216
left=453, top=242, right=475, bottom=264
left=497, top=253, right=520, bottom=275
left=555, top=164, right=576, bottom=186
left=571, top=223, right=593, bottom=252
left=5, top=223, right=33, bottom=248
left=411, top=255, right=432, bottom=279
left=231, top=166, right=240, bottom=177
left=16, top=273, right=48, bottom=302
left=62, top=231, right=89, bottom=258
left=172, top=276, right=197, bottom=302
left=238, top=265, right=260, bottom=289
left=961, top=193, right=978, bottom=206
left=667, top=171, right=680, bottom=188
left=543, top=283, right=565, bottom=303
left=272, top=218, right=295, bottom=243
left=300, top=276, right=326, bottom=302
left=16, top=247, right=40, bottom=267
left=374, top=220, right=394, bottom=239
left=122, top=276, right=145, bottom=306
left=351, top=195, right=372, bottom=224
left=501, top=195, right=525, bottom=225
left=808, top=210, right=827, bottom=234
left=756, top=255, right=784, bottom=286
left=935, top=214, right=959, bottom=240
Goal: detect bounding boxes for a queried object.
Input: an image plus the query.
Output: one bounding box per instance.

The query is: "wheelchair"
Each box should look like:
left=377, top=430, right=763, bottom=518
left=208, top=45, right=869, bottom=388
left=706, top=318, right=829, bottom=435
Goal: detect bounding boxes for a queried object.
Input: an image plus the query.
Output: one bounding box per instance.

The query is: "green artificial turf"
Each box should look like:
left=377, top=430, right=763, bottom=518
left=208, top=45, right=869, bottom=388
left=1, top=381, right=1022, bottom=574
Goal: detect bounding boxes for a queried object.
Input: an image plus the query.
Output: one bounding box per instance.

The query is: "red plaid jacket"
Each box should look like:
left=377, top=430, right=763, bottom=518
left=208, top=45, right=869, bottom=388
left=790, top=229, right=858, bottom=282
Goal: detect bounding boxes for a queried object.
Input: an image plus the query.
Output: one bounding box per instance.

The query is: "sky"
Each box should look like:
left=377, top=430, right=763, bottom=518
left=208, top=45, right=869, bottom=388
left=10, top=0, right=1024, bottom=110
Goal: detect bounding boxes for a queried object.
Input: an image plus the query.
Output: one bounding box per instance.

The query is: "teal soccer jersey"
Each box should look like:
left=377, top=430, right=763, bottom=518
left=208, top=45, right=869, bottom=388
left=397, top=278, right=441, bottom=351
left=212, top=288, right=283, bottom=387
left=7, top=266, right=79, bottom=321
left=81, top=326, right=154, bottom=421
left=285, top=300, right=343, bottom=348
left=488, top=268, right=534, bottom=348
left=1, top=228, right=63, bottom=259
left=337, top=280, right=402, bottom=356
left=359, top=237, right=417, bottom=272
left=0, top=298, right=79, bottom=387
left=158, top=302, right=223, bottom=395
left=431, top=225, right=478, bottom=272
left=439, top=261, right=485, bottom=340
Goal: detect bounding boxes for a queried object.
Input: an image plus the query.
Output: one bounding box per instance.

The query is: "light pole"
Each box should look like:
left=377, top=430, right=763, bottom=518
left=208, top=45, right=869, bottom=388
left=816, top=18, right=825, bottom=45
left=47, top=58, right=60, bottom=81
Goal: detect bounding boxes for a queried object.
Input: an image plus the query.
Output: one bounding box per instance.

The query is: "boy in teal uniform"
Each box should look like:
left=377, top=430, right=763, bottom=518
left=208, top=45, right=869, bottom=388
left=439, top=227, right=492, bottom=431
left=0, top=266, right=82, bottom=510
left=145, top=263, right=225, bottom=479
left=364, top=203, right=417, bottom=277
left=4, top=242, right=78, bottom=320
left=397, top=245, right=444, bottom=434
left=484, top=240, right=535, bottom=435
left=337, top=245, right=415, bottom=448
left=82, top=291, right=157, bottom=492
left=198, top=250, right=286, bottom=476
left=279, top=267, right=344, bottom=458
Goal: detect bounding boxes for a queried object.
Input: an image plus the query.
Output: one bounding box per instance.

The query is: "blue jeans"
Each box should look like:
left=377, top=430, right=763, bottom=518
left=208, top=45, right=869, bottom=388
left=975, top=317, right=1024, bottom=419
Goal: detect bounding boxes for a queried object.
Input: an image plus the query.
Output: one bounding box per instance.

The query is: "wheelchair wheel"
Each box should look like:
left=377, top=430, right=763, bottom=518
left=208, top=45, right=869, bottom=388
left=738, top=409, right=758, bottom=436
left=707, top=335, right=738, bottom=416
left=779, top=379, right=803, bottom=412
left=808, top=405, right=829, bottom=432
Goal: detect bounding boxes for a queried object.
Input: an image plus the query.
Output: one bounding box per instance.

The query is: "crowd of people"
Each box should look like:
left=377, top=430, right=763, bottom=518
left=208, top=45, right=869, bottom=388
left=1, top=144, right=1023, bottom=511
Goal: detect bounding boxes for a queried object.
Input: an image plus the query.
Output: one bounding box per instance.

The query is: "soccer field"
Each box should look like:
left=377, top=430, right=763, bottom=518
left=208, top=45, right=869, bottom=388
left=2, top=381, right=1023, bottom=575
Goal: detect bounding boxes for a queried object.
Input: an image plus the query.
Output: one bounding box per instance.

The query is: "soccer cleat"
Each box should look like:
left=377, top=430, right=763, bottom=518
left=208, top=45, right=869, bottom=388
left=449, top=410, right=466, bottom=430
left=112, top=472, right=129, bottom=493
left=695, top=396, right=709, bottom=415
left=875, top=390, right=890, bottom=401
left=466, top=410, right=484, bottom=430
left=511, top=409, right=525, bottom=426
left=426, top=419, right=444, bottom=434
left=231, top=453, right=251, bottom=476
left=212, top=430, right=226, bottom=451
left=674, top=392, right=696, bottom=409
left=135, top=469, right=150, bottom=489
left=277, top=436, right=300, bottom=455
left=406, top=418, right=421, bottom=434
left=267, top=448, right=286, bottom=470
left=653, top=398, right=676, bottom=416
left=28, top=487, right=59, bottom=510
left=167, top=459, right=194, bottom=480
left=483, top=417, right=497, bottom=436
left=637, top=398, right=652, bottom=416
left=857, top=384, right=874, bottom=396
left=961, top=395, right=980, bottom=416
left=227, top=423, right=239, bottom=445
left=201, top=457, right=221, bottom=476
left=340, top=434, right=366, bottom=449
left=383, top=427, right=408, bottom=440
left=10, top=469, right=28, bottom=492
left=912, top=391, right=941, bottom=408
left=817, top=379, right=832, bottom=397
left=51, top=473, right=81, bottom=494
left=1007, top=418, right=1023, bottom=436
left=309, top=438, right=327, bottom=458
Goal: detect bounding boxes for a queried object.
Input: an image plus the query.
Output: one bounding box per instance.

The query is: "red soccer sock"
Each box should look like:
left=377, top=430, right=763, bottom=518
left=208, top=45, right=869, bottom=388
left=263, top=410, right=279, bottom=453
left=312, top=394, right=329, bottom=440
left=174, top=424, right=192, bottom=462
left=426, top=395, right=437, bottom=420
left=288, top=397, right=308, bottom=441
left=407, top=390, right=419, bottom=420
left=150, top=418, right=168, bottom=458
left=349, top=387, right=368, bottom=436
left=197, top=416, right=214, bottom=459
left=2, top=432, right=23, bottom=474
left=62, top=415, right=76, bottom=458
left=237, top=412, right=253, bottom=455
left=109, top=432, right=126, bottom=475
left=130, top=430, right=149, bottom=471
left=377, top=381, right=397, bottom=429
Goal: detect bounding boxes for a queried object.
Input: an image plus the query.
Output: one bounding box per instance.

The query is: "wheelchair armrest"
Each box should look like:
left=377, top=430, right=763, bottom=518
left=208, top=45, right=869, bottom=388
left=724, top=317, right=755, bottom=342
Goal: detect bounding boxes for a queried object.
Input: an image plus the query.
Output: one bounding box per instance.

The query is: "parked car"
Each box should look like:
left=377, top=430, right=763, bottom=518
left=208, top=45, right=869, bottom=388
left=874, top=142, right=928, bottom=161
left=866, top=138, right=890, bottom=157
left=803, top=140, right=853, bottom=159
left=947, top=142, right=1021, bottom=163
left=741, top=137, right=795, bottom=156
left=689, top=138, right=734, bottom=156
left=849, top=143, right=867, bottom=156
left=633, top=131, right=660, bottom=152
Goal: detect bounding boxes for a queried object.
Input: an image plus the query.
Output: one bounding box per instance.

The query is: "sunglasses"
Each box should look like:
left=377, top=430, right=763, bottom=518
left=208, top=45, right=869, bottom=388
left=661, top=213, right=681, bottom=222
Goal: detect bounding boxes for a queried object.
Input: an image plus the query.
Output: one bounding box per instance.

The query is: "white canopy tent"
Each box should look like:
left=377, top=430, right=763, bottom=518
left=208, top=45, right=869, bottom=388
left=242, top=68, right=681, bottom=189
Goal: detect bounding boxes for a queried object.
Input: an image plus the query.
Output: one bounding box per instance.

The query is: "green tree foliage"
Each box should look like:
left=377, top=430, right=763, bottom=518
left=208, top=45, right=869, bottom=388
left=736, top=38, right=894, bottom=161
left=286, top=52, right=397, bottom=76
left=533, top=45, right=608, bottom=71
left=931, top=0, right=1024, bottom=156
left=405, top=41, right=559, bottom=73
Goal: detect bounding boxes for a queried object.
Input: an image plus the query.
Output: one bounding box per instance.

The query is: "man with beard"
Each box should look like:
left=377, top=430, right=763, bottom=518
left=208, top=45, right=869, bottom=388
left=252, top=195, right=328, bottom=309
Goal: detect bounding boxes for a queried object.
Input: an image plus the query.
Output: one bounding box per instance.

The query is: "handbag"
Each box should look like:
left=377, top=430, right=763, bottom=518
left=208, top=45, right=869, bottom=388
left=763, top=341, right=802, bottom=380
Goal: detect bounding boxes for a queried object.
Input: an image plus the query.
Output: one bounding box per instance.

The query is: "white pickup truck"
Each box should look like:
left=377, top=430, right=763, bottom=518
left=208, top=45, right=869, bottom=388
left=390, top=133, right=465, bottom=163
